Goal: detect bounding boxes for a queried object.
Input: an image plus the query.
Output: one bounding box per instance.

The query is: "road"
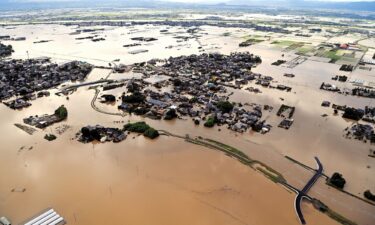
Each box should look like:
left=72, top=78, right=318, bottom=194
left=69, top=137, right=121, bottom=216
left=294, top=157, right=323, bottom=224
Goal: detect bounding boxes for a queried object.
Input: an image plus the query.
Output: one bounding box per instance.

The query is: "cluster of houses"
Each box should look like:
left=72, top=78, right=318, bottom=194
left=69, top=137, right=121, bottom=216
left=276, top=104, right=295, bottom=129
left=75, top=35, right=105, bottom=42
left=320, top=82, right=340, bottom=92
left=320, top=82, right=375, bottom=99
left=114, top=52, right=275, bottom=134
left=24, top=113, right=62, bottom=129
left=78, top=125, right=126, bottom=143
left=0, top=58, right=93, bottom=109
left=4, top=98, right=31, bottom=109
left=332, top=75, right=348, bottom=82
left=345, top=123, right=375, bottom=144
left=340, top=106, right=375, bottom=123
left=123, top=43, right=141, bottom=48
left=254, top=76, right=292, bottom=92
left=0, top=35, right=25, bottom=41
left=23, top=105, right=68, bottom=129
left=130, top=37, right=158, bottom=42
left=339, top=64, right=354, bottom=72
left=363, top=107, right=375, bottom=123
left=329, top=102, right=375, bottom=126
left=352, top=88, right=375, bottom=99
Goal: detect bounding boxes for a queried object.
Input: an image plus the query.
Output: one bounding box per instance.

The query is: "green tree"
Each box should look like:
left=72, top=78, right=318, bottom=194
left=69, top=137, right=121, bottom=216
left=54, top=105, right=68, bottom=119
left=216, top=101, right=234, bottom=113
left=329, top=172, right=346, bottom=189
left=122, top=92, right=145, bottom=103
left=164, top=109, right=177, bottom=120
left=44, top=134, right=57, bottom=141
left=364, top=190, right=375, bottom=201
left=144, top=128, right=160, bottom=139
left=124, top=121, right=150, bottom=133
left=204, top=117, right=216, bottom=128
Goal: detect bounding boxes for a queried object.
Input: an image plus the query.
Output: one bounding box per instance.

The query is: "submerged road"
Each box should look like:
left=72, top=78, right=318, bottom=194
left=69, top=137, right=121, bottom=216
left=294, top=157, right=323, bottom=224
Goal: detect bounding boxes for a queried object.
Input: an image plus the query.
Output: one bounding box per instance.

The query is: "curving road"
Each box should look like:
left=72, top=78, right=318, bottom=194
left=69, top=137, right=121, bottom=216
left=294, top=157, right=323, bottom=224
left=90, top=89, right=125, bottom=117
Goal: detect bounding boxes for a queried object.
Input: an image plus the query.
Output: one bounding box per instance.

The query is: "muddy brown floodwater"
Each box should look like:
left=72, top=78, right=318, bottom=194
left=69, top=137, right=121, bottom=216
left=0, top=24, right=374, bottom=225
left=0, top=129, right=338, bottom=225
left=0, top=87, right=337, bottom=225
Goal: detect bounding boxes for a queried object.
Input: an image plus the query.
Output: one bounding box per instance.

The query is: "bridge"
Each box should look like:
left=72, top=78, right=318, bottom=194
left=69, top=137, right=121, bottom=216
left=289, top=157, right=323, bottom=224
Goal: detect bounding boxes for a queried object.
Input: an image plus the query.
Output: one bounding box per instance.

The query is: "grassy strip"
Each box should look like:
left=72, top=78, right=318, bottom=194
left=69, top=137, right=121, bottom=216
left=296, top=46, right=315, bottom=55
left=326, top=182, right=375, bottom=206
left=203, top=138, right=286, bottom=183
left=203, top=138, right=252, bottom=161
left=160, top=130, right=359, bottom=225
left=324, top=50, right=341, bottom=62
left=255, top=163, right=286, bottom=183
left=190, top=137, right=363, bottom=225
left=158, top=130, right=185, bottom=139
left=160, top=131, right=287, bottom=184
left=256, top=167, right=284, bottom=183
left=285, top=155, right=332, bottom=178
left=186, top=138, right=253, bottom=166
left=272, top=40, right=297, bottom=46
left=124, top=121, right=159, bottom=139
left=312, top=199, right=357, bottom=225
left=326, top=208, right=357, bottom=225
left=285, top=156, right=318, bottom=173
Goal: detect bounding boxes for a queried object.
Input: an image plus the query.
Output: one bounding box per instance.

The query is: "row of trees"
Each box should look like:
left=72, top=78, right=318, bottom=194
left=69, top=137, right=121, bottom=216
left=124, top=121, right=159, bottom=139
left=0, top=43, right=13, bottom=57
left=329, top=172, right=346, bottom=189
left=329, top=173, right=375, bottom=202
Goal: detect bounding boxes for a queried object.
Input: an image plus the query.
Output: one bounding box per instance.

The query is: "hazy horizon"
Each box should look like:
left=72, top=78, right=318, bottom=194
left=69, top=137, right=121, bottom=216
left=5, top=0, right=375, bottom=3
left=1, top=0, right=375, bottom=12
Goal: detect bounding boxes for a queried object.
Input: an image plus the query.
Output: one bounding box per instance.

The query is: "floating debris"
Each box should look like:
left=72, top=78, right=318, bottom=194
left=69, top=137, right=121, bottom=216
left=14, top=123, right=37, bottom=135
left=11, top=188, right=26, bottom=192
left=55, top=124, right=71, bottom=135
left=44, top=134, right=57, bottom=141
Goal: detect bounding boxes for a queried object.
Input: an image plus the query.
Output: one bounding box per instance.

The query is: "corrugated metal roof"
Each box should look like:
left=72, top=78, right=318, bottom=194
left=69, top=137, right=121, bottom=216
left=22, top=208, right=65, bottom=225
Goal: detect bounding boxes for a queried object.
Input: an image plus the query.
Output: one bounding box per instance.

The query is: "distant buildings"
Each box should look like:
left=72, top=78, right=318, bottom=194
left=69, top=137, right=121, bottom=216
left=131, top=37, right=158, bottom=42
left=63, top=20, right=290, bottom=34
left=128, top=49, right=149, bottom=54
